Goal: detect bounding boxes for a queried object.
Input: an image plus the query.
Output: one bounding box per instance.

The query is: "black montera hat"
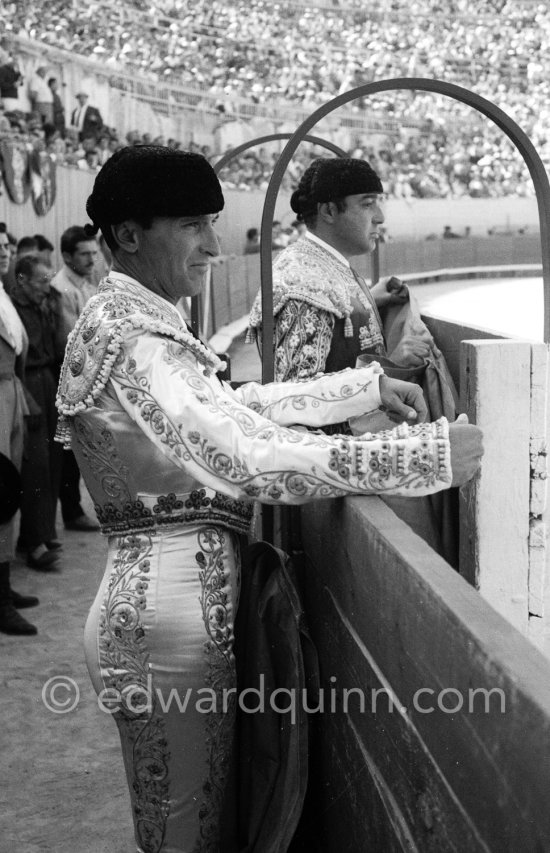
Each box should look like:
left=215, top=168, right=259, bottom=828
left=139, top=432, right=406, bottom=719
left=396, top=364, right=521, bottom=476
left=85, top=146, right=224, bottom=235
left=0, top=452, right=21, bottom=524
left=290, top=157, right=383, bottom=217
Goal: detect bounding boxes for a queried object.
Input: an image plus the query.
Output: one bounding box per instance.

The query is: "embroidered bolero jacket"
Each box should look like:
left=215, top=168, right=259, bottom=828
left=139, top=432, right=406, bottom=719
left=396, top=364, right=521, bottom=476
left=247, top=236, right=385, bottom=380
left=56, top=275, right=453, bottom=537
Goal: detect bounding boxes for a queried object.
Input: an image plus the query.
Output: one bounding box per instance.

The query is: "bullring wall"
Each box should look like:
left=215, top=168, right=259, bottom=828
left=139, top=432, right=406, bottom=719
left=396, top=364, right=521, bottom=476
left=209, top=238, right=541, bottom=338
left=0, top=162, right=541, bottom=261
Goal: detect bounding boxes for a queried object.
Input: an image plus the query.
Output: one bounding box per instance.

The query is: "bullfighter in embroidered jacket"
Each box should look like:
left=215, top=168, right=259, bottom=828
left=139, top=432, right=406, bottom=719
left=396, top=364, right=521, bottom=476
left=56, top=147, right=482, bottom=853
left=248, top=157, right=462, bottom=563
left=247, top=157, right=431, bottom=382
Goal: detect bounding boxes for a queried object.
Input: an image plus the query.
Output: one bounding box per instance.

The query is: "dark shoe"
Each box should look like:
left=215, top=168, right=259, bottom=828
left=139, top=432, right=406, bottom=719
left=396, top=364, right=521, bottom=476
left=0, top=603, right=37, bottom=635
left=11, top=589, right=39, bottom=609
left=27, top=550, right=59, bottom=571
left=65, top=514, right=99, bottom=532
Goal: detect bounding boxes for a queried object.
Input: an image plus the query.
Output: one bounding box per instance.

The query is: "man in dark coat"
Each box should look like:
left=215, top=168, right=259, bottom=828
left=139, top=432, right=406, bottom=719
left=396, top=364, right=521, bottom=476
left=71, top=92, right=103, bottom=142
left=0, top=55, right=22, bottom=111
left=48, top=77, right=65, bottom=138
left=11, top=253, right=64, bottom=570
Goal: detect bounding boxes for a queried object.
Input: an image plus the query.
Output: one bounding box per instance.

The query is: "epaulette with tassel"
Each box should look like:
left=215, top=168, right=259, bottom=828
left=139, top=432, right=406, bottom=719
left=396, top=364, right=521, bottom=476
left=55, top=284, right=225, bottom=446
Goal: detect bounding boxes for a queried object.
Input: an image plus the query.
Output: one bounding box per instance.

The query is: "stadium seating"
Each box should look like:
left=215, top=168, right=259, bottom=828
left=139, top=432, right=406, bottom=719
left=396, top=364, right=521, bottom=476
left=2, top=0, right=547, bottom=198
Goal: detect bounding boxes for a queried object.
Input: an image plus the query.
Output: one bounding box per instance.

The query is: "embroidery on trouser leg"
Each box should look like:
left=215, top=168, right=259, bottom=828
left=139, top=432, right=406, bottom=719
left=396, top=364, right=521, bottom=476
left=98, top=533, right=170, bottom=853
left=195, top=527, right=237, bottom=852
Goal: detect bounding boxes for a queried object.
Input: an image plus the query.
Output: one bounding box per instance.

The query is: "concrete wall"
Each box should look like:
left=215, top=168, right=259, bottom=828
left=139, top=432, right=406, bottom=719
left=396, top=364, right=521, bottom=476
left=0, top=166, right=95, bottom=268
left=207, top=243, right=542, bottom=338
left=382, top=195, right=539, bottom=241
left=211, top=193, right=542, bottom=253
left=1, top=159, right=541, bottom=261
left=219, top=195, right=541, bottom=254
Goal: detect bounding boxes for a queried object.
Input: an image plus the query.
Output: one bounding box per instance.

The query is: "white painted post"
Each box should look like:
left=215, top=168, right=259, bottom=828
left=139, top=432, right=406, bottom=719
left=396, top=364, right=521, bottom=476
left=527, top=343, right=548, bottom=652
left=459, top=340, right=532, bottom=634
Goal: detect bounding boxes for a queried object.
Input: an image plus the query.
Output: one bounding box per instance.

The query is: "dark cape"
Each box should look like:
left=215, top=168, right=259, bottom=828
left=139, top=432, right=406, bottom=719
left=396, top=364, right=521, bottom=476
left=222, top=540, right=319, bottom=853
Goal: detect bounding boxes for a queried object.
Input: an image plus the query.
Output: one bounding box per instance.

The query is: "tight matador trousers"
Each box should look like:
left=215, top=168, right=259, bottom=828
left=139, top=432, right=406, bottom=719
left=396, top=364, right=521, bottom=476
left=85, top=522, right=239, bottom=853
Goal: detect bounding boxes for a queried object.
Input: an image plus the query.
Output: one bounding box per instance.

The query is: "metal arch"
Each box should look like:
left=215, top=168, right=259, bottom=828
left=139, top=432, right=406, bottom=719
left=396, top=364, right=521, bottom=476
left=189, top=133, right=347, bottom=336
left=212, top=133, right=348, bottom=174
left=259, top=77, right=550, bottom=381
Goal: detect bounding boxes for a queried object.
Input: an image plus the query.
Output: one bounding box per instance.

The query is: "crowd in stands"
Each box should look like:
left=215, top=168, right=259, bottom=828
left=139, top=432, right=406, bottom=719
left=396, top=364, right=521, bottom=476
left=0, top=65, right=192, bottom=175
left=0, top=0, right=546, bottom=197
left=6, top=0, right=543, bottom=108
left=216, top=127, right=534, bottom=199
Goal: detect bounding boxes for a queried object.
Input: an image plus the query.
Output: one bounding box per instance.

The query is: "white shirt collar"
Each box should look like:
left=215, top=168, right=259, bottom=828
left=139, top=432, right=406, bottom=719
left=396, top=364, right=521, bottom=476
left=305, top=230, right=350, bottom=268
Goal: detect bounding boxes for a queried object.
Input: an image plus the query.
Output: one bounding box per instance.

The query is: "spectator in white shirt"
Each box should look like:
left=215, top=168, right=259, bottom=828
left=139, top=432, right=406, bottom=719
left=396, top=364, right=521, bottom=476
left=28, top=66, right=53, bottom=125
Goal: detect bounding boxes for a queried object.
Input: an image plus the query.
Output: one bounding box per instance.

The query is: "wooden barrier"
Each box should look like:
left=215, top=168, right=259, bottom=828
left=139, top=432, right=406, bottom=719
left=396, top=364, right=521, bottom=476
left=459, top=340, right=533, bottom=633
left=421, top=315, right=503, bottom=389
left=456, top=338, right=550, bottom=652
left=219, top=273, right=550, bottom=640
left=298, top=496, right=550, bottom=851
left=218, top=260, right=550, bottom=845
left=209, top=247, right=541, bottom=338
left=215, top=261, right=550, bottom=652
